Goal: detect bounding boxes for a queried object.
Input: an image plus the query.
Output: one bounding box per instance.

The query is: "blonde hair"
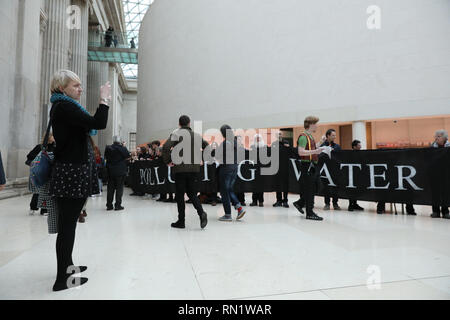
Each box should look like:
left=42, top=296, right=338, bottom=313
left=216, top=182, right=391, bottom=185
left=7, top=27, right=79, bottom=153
left=50, top=70, right=81, bottom=94
left=41, top=132, right=54, bottom=145
left=304, top=116, right=319, bottom=129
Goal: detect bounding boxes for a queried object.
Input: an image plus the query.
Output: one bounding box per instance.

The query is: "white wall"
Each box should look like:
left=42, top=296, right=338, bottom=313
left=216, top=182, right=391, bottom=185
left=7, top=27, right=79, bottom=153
left=121, top=92, right=137, bottom=147
left=137, top=0, right=450, bottom=142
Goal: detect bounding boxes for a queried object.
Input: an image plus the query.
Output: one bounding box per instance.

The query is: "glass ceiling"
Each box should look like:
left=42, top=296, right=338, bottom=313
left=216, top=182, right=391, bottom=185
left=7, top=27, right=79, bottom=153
left=122, top=0, right=154, bottom=78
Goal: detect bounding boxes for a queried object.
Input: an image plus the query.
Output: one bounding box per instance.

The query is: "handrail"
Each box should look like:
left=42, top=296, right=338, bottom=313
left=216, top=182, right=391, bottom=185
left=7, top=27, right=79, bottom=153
left=88, top=31, right=138, bottom=49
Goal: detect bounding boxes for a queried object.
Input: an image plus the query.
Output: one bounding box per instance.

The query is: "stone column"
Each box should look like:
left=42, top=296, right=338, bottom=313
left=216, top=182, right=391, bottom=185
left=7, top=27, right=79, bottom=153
left=69, top=0, right=88, bottom=107
left=39, top=0, right=70, bottom=136
left=86, top=60, right=109, bottom=152
left=352, top=121, right=367, bottom=150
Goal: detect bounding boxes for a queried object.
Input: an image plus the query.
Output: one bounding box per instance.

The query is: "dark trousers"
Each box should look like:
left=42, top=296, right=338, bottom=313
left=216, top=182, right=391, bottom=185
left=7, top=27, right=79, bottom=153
left=175, top=172, right=204, bottom=221
left=276, top=192, right=288, bottom=203
left=55, top=197, right=86, bottom=282
left=299, top=162, right=318, bottom=215
left=219, top=168, right=240, bottom=216
left=252, top=192, right=264, bottom=203
left=237, top=193, right=245, bottom=204
left=30, top=193, right=39, bottom=210
left=324, top=190, right=338, bottom=205
left=432, top=205, right=449, bottom=215
left=107, top=175, right=125, bottom=208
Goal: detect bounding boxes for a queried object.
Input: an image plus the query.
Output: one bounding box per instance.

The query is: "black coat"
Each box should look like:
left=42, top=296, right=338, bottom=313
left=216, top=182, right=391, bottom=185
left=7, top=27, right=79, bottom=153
left=105, top=143, right=130, bottom=177
left=50, top=101, right=109, bottom=164
left=0, top=151, right=5, bottom=185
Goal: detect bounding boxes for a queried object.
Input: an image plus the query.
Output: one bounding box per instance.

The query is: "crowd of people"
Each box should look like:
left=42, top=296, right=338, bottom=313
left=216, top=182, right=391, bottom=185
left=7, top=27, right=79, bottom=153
left=4, top=68, right=448, bottom=292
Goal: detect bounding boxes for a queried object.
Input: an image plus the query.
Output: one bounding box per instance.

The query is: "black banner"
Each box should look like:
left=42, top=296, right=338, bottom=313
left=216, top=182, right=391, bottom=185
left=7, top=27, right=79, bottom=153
left=129, top=148, right=450, bottom=206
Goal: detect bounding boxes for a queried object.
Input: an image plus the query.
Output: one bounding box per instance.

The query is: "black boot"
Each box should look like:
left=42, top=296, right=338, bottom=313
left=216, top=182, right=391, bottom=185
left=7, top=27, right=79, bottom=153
left=53, top=276, right=88, bottom=292
left=293, top=200, right=304, bottom=214
left=171, top=220, right=185, bottom=228
left=306, top=212, right=323, bottom=221
left=200, top=212, right=208, bottom=229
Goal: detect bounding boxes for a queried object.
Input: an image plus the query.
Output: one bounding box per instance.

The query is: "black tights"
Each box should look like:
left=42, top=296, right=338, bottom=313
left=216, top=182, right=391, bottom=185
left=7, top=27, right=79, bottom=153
left=55, top=197, right=86, bottom=282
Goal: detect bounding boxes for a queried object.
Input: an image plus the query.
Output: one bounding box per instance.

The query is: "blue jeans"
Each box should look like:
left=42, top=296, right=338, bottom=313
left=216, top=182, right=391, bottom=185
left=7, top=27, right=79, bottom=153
left=219, top=167, right=240, bottom=216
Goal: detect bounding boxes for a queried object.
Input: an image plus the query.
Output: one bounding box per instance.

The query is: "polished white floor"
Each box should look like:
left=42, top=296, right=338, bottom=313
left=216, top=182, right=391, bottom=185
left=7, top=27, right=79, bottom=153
left=0, top=190, right=449, bottom=300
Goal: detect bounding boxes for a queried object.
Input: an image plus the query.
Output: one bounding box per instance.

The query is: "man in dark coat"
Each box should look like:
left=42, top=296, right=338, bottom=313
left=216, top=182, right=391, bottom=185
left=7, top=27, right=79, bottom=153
left=162, top=115, right=209, bottom=229
left=0, top=151, right=6, bottom=191
left=320, top=129, right=342, bottom=210
left=105, top=136, right=130, bottom=211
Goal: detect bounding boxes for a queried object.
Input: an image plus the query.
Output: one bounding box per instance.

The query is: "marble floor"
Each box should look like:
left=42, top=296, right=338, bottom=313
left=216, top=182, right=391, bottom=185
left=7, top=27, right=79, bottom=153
left=0, top=190, right=449, bottom=300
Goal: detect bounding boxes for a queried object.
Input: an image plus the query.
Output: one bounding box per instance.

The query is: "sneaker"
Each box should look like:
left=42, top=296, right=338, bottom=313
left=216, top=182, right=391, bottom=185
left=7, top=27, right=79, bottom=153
left=236, top=207, right=246, bottom=220
left=442, top=213, right=450, bottom=219
left=377, top=210, right=384, bottom=214
left=200, top=212, right=208, bottom=229
left=106, top=206, right=114, bottom=211
left=273, top=201, right=282, bottom=207
left=115, top=206, right=125, bottom=211
left=348, top=205, right=354, bottom=212
left=258, top=202, right=264, bottom=207
left=29, top=209, right=37, bottom=216
left=249, top=202, right=258, bottom=207
left=306, top=213, right=323, bottom=221
left=282, top=202, right=289, bottom=208
left=333, top=204, right=341, bottom=210
left=171, top=220, right=185, bottom=229
left=219, top=215, right=232, bottom=221
left=430, top=212, right=441, bottom=218
left=293, top=201, right=304, bottom=214
left=323, top=204, right=330, bottom=210
left=78, top=215, right=85, bottom=223
left=81, top=210, right=87, bottom=217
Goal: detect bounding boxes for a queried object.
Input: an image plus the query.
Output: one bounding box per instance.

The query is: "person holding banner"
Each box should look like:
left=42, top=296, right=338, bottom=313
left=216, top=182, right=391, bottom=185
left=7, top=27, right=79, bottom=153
left=162, top=115, right=209, bottom=229
left=216, top=125, right=246, bottom=221
left=320, top=129, right=341, bottom=211
left=250, top=134, right=266, bottom=207
left=272, top=131, right=291, bottom=208
left=430, top=129, right=450, bottom=219
left=296, top=116, right=326, bottom=221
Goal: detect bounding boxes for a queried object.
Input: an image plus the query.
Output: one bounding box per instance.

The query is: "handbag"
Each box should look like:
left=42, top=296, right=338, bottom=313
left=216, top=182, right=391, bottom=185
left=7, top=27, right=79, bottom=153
left=30, top=111, right=54, bottom=187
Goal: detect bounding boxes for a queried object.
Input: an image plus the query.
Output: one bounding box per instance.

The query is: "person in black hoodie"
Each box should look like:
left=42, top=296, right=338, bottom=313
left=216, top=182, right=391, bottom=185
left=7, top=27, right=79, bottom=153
left=216, top=125, right=247, bottom=221
left=105, top=136, right=130, bottom=211
left=26, top=133, right=56, bottom=216
left=48, top=69, right=110, bottom=291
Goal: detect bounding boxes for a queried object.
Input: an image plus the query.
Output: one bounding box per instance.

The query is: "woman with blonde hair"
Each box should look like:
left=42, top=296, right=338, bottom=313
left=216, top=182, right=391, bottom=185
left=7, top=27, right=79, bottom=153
left=48, top=69, right=110, bottom=291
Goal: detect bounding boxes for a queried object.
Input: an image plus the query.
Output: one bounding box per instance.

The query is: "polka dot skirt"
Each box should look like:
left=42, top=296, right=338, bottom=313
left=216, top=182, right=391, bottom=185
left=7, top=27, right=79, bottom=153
left=50, top=138, right=99, bottom=199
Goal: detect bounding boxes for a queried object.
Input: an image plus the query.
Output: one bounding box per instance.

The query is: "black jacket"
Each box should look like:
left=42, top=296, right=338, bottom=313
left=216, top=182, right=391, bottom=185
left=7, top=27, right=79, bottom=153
left=162, top=126, right=209, bottom=174
left=105, top=143, right=130, bottom=177
left=0, top=151, right=5, bottom=185
left=320, top=141, right=342, bottom=151
left=215, top=137, right=240, bottom=172
left=50, top=101, right=109, bottom=164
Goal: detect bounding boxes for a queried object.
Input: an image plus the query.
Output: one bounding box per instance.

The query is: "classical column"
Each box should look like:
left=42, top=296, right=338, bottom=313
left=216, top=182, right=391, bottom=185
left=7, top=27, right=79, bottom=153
left=40, top=0, right=70, bottom=136
left=69, top=0, right=88, bottom=106
left=87, top=61, right=109, bottom=151
left=352, top=121, right=367, bottom=149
